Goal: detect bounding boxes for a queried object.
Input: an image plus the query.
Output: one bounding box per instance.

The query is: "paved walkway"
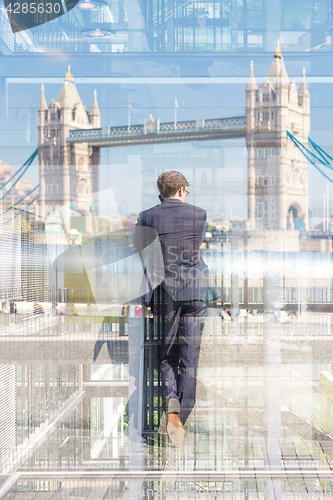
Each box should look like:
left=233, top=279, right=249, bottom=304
left=1, top=313, right=333, bottom=498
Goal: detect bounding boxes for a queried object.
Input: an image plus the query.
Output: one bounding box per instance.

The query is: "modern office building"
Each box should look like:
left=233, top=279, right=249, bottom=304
left=0, top=0, right=331, bottom=54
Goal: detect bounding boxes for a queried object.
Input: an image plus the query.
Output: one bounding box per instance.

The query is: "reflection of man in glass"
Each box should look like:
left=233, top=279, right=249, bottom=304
left=133, top=171, right=219, bottom=447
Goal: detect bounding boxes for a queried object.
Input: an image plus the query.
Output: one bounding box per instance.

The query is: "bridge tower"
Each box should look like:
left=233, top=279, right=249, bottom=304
left=246, top=42, right=310, bottom=231
left=37, top=67, right=100, bottom=218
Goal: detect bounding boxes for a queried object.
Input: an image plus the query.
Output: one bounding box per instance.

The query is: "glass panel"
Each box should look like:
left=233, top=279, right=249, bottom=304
left=1, top=0, right=333, bottom=497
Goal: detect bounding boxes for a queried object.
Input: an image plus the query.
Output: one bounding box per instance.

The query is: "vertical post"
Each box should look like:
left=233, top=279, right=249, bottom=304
left=128, top=306, right=145, bottom=500
left=221, top=239, right=224, bottom=306
left=127, top=0, right=148, bottom=51
left=244, top=232, right=248, bottom=310
left=1, top=190, right=2, bottom=235
left=230, top=0, right=238, bottom=49
left=244, top=366, right=249, bottom=500
left=324, top=193, right=326, bottom=232
left=298, top=251, right=301, bottom=316
left=81, top=365, right=91, bottom=431
left=90, top=147, right=100, bottom=197
left=167, top=13, right=175, bottom=51
left=62, top=146, right=71, bottom=206
left=301, top=254, right=308, bottom=313
left=248, top=146, right=256, bottom=229
left=264, top=0, right=280, bottom=50
left=0, top=78, right=8, bottom=119
left=231, top=237, right=239, bottom=320
left=137, top=308, right=145, bottom=434
left=243, top=0, right=247, bottom=48
left=38, top=152, right=46, bottom=219
left=11, top=188, right=13, bottom=231
left=279, top=146, right=288, bottom=230
left=264, top=250, right=282, bottom=500
left=161, top=0, right=166, bottom=51
left=326, top=182, right=330, bottom=231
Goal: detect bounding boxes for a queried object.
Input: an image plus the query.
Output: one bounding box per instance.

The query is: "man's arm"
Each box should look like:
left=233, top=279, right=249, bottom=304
left=132, top=212, right=158, bottom=252
left=198, top=209, right=208, bottom=269
left=199, top=209, right=207, bottom=244
left=132, top=212, right=146, bottom=250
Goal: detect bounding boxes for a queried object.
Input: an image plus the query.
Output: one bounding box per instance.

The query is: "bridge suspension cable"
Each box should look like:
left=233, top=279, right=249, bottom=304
left=1, top=193, right=39, bottom=227
left=287, top=131, right=333, bottom=183
left=308, top=136, right=333, bottom=166
left=0, top=149, right=38, bottom=201
left=4, top=184, right=39, bottom=213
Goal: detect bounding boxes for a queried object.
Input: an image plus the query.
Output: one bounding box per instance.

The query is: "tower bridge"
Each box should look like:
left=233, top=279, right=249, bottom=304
left=67, top=116, right=247, bottom=147
left=37, top=42, right=310, bottom=232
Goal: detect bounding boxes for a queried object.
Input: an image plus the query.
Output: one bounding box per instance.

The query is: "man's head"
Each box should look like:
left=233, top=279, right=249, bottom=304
left=157, top=171, right=189, bottom=202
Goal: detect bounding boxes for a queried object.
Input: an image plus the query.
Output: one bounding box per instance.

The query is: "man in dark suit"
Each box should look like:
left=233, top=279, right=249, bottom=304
left=133, top=171, right=219, bottom=447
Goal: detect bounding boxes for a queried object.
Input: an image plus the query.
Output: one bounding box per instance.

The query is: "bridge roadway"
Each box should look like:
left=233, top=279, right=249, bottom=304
left=67, top=116, right=246, bottom=147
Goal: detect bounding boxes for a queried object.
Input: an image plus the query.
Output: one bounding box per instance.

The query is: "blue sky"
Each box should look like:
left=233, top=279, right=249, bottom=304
left=1, top=52, right=333, bottom=224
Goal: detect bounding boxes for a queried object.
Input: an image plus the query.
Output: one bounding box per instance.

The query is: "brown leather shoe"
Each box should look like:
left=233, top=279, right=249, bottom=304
left=167, top=413, right=185, bottom=448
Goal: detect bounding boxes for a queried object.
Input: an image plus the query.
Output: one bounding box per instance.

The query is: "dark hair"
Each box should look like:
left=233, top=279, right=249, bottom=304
left=157, top=171, right=189, bottom=199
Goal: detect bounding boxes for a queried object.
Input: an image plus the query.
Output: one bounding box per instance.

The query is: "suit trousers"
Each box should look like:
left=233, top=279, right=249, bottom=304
left=156, top=291, right=207, bottom=424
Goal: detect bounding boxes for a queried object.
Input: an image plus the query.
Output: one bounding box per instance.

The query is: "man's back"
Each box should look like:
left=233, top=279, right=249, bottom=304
left=133, top=198, right=207, bottom=300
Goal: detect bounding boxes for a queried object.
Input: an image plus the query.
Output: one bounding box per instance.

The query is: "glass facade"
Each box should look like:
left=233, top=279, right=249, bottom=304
left=0, top=0, right=332, bottom=53
left=2, top=0, right=333, bottom=497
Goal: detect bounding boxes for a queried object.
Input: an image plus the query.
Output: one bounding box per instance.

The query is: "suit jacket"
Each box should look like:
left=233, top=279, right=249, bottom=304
left=132, top=198, right=220, bottom=302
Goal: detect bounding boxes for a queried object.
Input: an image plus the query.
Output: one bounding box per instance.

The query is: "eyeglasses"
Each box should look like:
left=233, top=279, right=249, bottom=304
left=178, top=188, right=190, bottom=196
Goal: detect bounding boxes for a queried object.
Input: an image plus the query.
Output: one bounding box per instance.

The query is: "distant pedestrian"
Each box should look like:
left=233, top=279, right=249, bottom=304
left=220, top=308, right=231, bottom=322
left=2, top=300, right=10, bottom=314
left=33, top=303, right=44, bottom=314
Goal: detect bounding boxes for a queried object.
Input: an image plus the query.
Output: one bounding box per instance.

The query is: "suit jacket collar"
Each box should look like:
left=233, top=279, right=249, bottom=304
left=162, top=198, right=184, bottom=205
